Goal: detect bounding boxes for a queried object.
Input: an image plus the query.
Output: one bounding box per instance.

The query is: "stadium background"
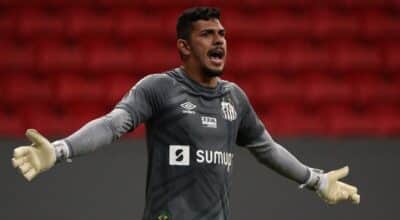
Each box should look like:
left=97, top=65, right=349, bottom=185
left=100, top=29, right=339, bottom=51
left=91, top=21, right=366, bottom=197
left=0, top=0, right=399, bottom=219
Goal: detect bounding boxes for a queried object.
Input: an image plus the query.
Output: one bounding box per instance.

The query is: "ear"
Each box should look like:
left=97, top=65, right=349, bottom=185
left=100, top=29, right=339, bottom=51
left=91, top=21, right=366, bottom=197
left=177, top=39, right=191, bottom=56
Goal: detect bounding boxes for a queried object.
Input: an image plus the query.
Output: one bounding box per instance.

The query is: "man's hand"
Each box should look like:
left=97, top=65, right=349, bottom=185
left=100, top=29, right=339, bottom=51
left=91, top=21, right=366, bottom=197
left=317, top=166, right=360, bottom=205
left=11, top=129, right=56, bottom=181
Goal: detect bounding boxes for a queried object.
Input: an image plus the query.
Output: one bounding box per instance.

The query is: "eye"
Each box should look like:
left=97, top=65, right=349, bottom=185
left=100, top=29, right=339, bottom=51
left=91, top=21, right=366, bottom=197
left=200, top=31, right=211, bottom=37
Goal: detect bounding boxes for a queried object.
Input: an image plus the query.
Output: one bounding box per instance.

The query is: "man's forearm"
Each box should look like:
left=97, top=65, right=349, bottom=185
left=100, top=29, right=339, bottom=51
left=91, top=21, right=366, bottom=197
left=54, top=109, right=133, bottom=161
left=248, top=142, right=310, bottom=185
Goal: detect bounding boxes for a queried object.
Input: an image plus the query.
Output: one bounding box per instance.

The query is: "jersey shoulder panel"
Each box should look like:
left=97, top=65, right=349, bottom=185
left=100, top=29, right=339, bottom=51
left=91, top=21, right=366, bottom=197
left=114, top=72, right=176, bottom=124
left=134, top=72, right=176, bottom=92
left=220, top=80, right=248, bottom=99
left=134, top=72, right=178, bottom=102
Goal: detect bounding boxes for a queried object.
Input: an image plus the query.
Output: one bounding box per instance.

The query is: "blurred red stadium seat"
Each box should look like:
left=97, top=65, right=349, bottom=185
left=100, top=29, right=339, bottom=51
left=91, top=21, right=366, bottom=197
left=0, top=0, right=93, bottom=7
left=56, top=75, right=106, bottom=104
left=283, top=41, right=330, bottom=72
left=0, top=9, right=17, bottom=38
left=368, top=104, right=400, bottom=136
left=2, top=74, right=53, bottom=105
left=86, top=42, right=136, bottom=73
left=302, top=73, right=354, bottom=105
left=261, top=102, right=326, bottom=136
left=21, top=104, right=65, bottom=136
left=96, top=0, right=143, bottom=7
left=323, top=105, right=376, bottom=136
left=144, top=0, right=195, bottom=8
left=352, top=73, right=400, bottom=104
left=224, top=10, right=311, bottom=40
left=310, top=9, right=360, bottom=39
left=37, top=41, right=85, bottom=73
left=230, top=43, right=282, bottom=72
left=383, top=43, right=400, bottom=72
left=17, top=8, right=65, bottom=39
left=0, top=111, right=25, bottom=137
left=223, top=12, right=268, bottom=40
left=65, top=8, right=114, bottom=38
left=329, top=42, right=381, bottom=72
left=130, top=42, right=179, bottom=73
left=360, top=10, right=400, bottom=40
left=64, top=101, right=108, bottom=119
left=114, top=10, right=168, bottom=39
left=241, top=74, right=302, bottom=105
left=331, top=0, right=389, bottom=8
left=0, top=41, right=35, bottom=71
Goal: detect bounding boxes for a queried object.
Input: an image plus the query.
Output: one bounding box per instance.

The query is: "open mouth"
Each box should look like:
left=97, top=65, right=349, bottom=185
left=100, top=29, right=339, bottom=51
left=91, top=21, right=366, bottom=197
left=207, top=48, right=225, bottom=64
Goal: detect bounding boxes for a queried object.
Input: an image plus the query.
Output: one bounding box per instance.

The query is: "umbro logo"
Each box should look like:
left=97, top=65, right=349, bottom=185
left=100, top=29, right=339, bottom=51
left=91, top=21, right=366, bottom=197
left=180, top=102, right=196, bottom=114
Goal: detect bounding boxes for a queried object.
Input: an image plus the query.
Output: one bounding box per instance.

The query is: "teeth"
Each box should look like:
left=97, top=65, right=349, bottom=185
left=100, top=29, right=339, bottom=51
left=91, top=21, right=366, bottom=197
left=210, top=56, right=221, bottom=61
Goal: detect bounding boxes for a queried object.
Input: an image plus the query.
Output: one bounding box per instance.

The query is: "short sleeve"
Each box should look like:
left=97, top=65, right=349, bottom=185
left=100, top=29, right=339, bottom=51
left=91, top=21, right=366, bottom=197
left=114, top=75, right=160, bottom=130
left=235, top=86, right=273, bottom=147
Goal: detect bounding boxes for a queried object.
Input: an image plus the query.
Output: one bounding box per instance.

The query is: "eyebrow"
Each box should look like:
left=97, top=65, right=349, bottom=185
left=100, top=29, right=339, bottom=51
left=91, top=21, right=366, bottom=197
left=200, top=28, right=225, bottom=33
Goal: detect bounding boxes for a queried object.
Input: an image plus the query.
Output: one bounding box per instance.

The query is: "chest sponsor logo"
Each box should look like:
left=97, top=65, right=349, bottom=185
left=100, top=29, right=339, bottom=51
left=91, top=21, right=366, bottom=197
left=196, top=149, right=234, bottom=172
left=169, top=145, right=190, bottom=166
left=168, top=145, right=234, bottom=172
left=221, top=101, right=237, bottom=121
left=180, top=101, right=196, bottom=114
left=201, top=116, right=217, bottom=128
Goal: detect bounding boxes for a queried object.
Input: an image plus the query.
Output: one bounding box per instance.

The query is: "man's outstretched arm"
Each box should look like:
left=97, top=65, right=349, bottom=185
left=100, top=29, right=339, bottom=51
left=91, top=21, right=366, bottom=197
left=59, top=108, right=133, bottom=159
left=11, top=74, right=160, bottom=181
left=248, top=140, right=310, bottom=185
left=11, top=109, right=133, bottom=181
left=234, top=84, right=360, bottom=205
left=248, top=140, right=360, bottom=204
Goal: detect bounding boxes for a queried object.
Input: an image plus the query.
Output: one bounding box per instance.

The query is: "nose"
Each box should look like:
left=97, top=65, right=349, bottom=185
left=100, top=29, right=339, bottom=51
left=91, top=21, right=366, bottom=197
left=213, top=34, right=224, bottom=46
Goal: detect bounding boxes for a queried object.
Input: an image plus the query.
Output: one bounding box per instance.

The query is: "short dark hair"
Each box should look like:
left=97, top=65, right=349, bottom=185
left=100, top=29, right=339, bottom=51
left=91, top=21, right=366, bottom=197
left=176, top=7, right=221, bottom=40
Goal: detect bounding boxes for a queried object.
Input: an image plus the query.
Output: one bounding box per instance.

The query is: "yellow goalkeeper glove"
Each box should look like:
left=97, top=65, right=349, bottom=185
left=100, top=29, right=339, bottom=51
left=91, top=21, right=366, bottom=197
left=11, top=129, right=56, bottom=181
left=317, top=166, right=360, bottom=205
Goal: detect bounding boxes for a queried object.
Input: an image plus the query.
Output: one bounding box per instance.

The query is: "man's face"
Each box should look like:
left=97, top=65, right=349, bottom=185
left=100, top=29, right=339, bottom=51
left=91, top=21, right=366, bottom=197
left=188, top=19, right=227, bottom=77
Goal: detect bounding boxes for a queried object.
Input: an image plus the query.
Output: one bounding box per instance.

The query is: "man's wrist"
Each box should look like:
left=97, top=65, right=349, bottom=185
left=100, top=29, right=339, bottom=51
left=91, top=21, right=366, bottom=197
left=299, top=168, right=327, bottom=191
left=52, top=140, right=72, bottom=163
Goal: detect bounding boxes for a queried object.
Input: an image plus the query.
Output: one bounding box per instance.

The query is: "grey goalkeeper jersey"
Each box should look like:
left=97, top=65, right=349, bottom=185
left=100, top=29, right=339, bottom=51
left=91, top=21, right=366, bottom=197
left=64, top=67, right=310, bottom=220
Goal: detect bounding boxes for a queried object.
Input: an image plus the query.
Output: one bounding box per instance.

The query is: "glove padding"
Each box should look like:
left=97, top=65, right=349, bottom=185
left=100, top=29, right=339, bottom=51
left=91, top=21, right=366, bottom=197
left=11, top=129, right=56, bottom=181
left=317, top=166, right=360, bottom=205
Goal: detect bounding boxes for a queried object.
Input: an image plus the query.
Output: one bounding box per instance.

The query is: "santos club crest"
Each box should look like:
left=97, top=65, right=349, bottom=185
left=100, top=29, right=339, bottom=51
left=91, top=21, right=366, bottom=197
left=221, top=101, right=237, bottom=121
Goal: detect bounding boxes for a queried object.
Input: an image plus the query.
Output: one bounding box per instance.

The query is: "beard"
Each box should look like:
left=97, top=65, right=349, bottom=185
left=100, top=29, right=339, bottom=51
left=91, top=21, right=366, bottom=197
left=190, top=46, right=225, bottom=77
left=201, top=64, right=224, bottom=77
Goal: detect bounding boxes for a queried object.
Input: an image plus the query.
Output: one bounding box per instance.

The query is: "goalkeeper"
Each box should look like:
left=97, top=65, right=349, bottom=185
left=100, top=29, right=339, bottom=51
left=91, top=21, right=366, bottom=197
left=11, top=7, right=360, bottom=220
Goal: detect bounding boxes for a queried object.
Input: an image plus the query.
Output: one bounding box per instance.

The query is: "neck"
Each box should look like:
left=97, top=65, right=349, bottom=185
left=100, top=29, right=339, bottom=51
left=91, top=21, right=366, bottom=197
left=181, top=64, right=218, bottom=88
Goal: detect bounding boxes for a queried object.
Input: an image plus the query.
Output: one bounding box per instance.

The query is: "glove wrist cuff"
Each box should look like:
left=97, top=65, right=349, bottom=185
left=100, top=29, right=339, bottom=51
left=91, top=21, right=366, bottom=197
left=53, top=140, right=72, bottom=163
left=299, top=168, right=326, bottom=191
